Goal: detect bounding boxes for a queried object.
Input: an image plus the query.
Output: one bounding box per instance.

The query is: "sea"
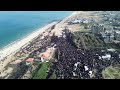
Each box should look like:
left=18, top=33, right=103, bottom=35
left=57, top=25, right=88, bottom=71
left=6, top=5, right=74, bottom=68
left=0, top=11, right=73, bottom=49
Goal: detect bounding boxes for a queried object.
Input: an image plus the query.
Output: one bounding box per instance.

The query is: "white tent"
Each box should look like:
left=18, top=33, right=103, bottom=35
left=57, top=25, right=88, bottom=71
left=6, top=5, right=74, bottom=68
left=102, top=54, right=111, bottom=60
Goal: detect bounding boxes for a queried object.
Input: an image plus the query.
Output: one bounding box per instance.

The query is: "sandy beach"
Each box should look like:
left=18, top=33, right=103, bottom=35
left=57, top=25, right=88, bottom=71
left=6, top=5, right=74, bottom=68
left=0, top=11, right=79, bottom=60
left=0, top=11, right=80, bottom=77
left=0, top=22, right=58, bottom=60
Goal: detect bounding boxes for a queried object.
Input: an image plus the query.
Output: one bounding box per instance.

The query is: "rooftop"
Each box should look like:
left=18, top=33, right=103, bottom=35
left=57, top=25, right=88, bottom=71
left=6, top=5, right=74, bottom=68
left=26, top=58, right=34, bottom=62
left=116, top=31, right=120, bottom=34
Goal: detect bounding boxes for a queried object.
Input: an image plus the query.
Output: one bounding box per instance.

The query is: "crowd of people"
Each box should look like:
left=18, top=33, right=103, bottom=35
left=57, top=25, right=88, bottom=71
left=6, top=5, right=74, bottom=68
left=47, top=29, right=120, bottom=79
left=14, top=31, right=53, bottom=60
left=6, top=27, right=120, bottom=79
left=6, top=30, right=54, bottom=79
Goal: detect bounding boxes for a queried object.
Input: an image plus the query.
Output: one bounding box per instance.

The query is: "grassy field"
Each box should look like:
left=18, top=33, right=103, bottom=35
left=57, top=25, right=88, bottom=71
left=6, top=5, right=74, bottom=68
left=72, top=31, right=105, bottom=49
left=77, top=29, right=91, bottom=33
left=102, top=66, right=120, bottom=79
left=32, top=61, right=52, bottom=79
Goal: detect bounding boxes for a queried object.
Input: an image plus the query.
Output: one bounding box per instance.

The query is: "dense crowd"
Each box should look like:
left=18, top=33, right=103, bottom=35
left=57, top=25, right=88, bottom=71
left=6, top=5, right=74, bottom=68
left=28, top=35, right=52, bottom=58
left=6, top=31, right=54, bottom=79
left=7, top=28, right=120, bottom=79
left=47, top=29, right=120, bottom=79
left=15, top=31, right=53, bottom=60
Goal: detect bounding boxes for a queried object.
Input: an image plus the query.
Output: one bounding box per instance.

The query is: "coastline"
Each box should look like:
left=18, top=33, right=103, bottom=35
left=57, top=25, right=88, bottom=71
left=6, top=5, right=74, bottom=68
left=0, top=12, right=78, bottom=60
left=0, top=11, right=79, bottom=61
left=0, top=21, right=57, bottom=50
left=0, top=21, right=58, bottom=60
left=0, top=19, right=61, bottom=50
left=0, top=11, right=80, bottom=77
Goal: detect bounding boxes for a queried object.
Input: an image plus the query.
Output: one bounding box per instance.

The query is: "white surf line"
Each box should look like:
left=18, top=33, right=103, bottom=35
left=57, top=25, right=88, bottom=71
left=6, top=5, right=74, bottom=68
left=0, top=22, right=58, bottom=60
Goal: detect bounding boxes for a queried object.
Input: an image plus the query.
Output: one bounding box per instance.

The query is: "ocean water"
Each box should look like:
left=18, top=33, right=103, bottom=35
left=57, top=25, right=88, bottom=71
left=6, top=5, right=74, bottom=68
left=0, top=11, right=73, bottom=49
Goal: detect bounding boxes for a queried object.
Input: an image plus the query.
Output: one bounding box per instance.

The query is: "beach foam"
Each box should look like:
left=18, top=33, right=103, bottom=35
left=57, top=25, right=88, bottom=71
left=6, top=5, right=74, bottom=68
left=0, top=11, right=81, bottom=61
left=0, top=11, right=81, bottom=77
left=0, top=22, right=58, bottom=60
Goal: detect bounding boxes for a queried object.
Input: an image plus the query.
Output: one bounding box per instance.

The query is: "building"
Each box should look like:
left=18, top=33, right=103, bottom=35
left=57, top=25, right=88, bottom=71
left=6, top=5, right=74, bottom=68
left=91, top=24, right=103, bottom=35
left=0, top=56, right=4, bottom=61
left=26, top=58, right=34, bottom=62
left=40, top=53, right=50, bottom=62
left=91, top=25, right=99, bottom=34
left=104, top=34, right=114, bottom=43
left=114, top=31, right=120, bottom=41
left=68, top=19, right=83, bottom=25
left=26, top=58, right=34, bottom=65
left=83, top=19, right=89, bottom=24
left=100, top=32, right=114, bottom=43
left=104, top=25, right=113, bottom=32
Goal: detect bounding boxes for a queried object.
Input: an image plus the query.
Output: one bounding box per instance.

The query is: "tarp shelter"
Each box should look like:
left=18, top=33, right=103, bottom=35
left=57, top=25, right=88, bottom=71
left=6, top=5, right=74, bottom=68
left=26, top=58, right=34, bottom=62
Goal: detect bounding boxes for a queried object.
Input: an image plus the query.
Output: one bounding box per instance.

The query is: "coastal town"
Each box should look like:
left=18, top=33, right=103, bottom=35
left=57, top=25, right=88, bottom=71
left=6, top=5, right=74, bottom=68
left=0, top=11, right=120, bottom=79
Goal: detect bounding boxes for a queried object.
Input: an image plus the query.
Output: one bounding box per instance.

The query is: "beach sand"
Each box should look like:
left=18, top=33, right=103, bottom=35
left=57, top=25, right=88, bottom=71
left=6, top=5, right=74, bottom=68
left=0, top=11, right=79, bottom=58
left=0, top=22, right=57, bottom=73
left=0, top=22, right=57, bottom=60
left=0, top=11, right=80, bottom=78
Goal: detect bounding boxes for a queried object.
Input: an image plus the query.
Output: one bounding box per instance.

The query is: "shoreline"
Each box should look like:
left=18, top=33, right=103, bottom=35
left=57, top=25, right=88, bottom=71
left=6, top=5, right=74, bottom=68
left=0, top=11, right=79, bottom=61
left=0, top=11, right=80, bottom=77
left=0, top=21, right=58, bottom=60
left=0, top=19, right=61, bottom=50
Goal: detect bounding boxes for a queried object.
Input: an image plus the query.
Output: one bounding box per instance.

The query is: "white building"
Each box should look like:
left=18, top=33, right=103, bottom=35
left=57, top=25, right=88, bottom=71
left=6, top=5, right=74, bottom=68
left=115, top=31, right=120, bottom=41
left=0, top=56, right=4, bottom=61
left=104, top=34, right=114, bottom=43
left=71, top=19, right=82, bottom=24
left=83, top=20, right=89, bottom=24
left=100, top=32, right=114, bottom=43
